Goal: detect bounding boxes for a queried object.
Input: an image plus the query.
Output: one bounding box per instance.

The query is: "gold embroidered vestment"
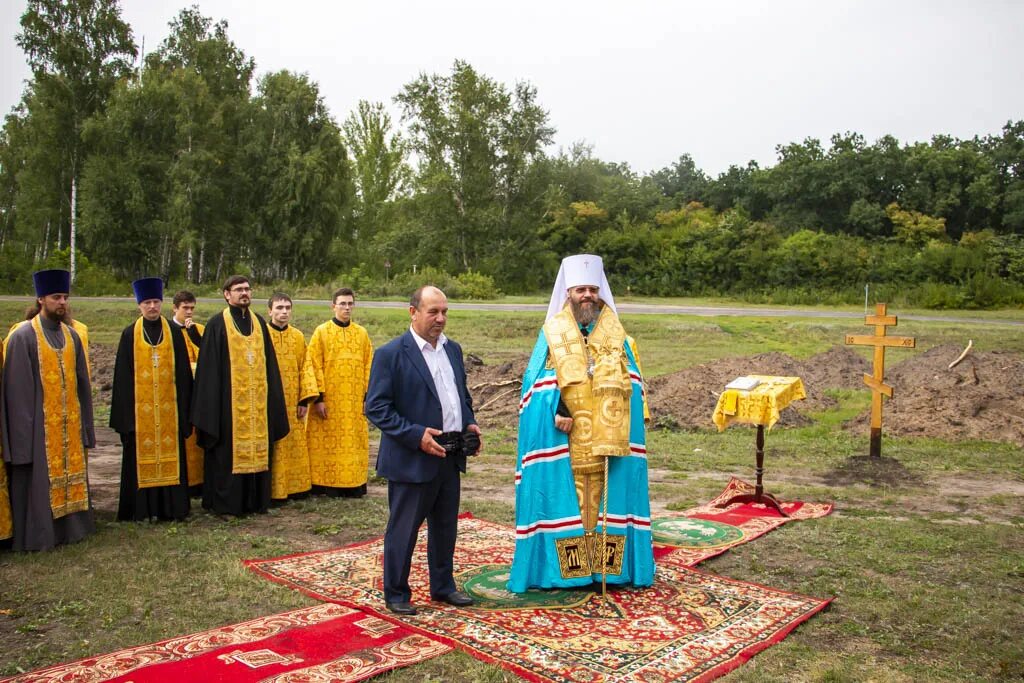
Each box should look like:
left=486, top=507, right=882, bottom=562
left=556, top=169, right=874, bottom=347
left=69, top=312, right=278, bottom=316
left=132, top=317, right=182, bottom=488
left=543, top=305, right=632, bottom=533
left=32, top=316, right=89, bottom=518
left=223, top=309, right=270, bottom=474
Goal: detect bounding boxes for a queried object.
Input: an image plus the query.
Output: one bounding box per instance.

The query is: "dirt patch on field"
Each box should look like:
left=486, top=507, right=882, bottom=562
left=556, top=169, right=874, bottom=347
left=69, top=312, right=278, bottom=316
left=466, top=355, right=529, bottom=429
left=844, top=344, right=1024, bottom=447
left=88, top=342, right=116, bottom=398
left=820, top=455, right=925, bottom=488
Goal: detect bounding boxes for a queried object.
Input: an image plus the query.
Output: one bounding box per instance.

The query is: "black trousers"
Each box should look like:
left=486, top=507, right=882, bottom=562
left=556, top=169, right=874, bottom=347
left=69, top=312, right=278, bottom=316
left=382, top=454, right=461, bottom=604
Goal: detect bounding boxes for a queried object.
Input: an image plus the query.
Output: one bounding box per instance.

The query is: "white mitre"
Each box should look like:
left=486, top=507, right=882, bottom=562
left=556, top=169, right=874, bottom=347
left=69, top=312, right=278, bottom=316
left=545, top=253, right=617, bottom=321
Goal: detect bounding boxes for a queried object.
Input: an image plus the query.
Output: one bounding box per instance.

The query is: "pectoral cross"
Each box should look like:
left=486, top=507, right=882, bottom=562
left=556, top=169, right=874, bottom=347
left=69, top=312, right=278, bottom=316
left=152, top=351, right=160, bottom=368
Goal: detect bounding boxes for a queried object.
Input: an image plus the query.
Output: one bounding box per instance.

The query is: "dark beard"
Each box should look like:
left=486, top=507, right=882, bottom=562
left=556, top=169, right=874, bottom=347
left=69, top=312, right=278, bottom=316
left=571, top=298, right=602, bottom=326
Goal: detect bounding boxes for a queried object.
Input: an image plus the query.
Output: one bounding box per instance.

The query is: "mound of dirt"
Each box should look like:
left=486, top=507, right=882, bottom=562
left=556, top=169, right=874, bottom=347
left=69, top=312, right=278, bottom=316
left=89, top=342, right=115, bottom=399
left=466, top=355, right=529, bottom=428
left=647, top=345, right=870, bottom=430
left=844, top=344, right=1024, bottom=446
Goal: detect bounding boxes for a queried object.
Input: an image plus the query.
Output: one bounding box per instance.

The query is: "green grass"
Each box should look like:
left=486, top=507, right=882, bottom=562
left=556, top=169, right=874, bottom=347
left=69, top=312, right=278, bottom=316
left=1, top=300, right=1022, bottom=680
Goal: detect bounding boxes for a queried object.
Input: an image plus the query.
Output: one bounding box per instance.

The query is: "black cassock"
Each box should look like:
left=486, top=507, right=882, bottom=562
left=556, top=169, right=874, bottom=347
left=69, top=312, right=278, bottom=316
left=110, top=317, right=193, bottom=521
left=191, top=306, right=289, bottom=515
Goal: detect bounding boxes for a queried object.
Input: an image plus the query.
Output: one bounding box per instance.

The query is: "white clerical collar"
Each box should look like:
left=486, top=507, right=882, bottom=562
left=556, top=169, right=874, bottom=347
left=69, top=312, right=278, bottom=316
left=171, top=318, right=185, bottom=327
left=409, top=326, right=447, bottom=351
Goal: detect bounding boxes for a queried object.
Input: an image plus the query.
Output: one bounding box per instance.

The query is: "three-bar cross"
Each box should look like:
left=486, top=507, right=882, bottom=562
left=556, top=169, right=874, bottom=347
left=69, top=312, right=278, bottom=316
left=845, top=303, right=916, bottom=458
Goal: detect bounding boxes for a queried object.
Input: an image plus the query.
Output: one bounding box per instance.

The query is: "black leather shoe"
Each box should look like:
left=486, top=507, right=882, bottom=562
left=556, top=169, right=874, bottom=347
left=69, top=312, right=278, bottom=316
left=385, top=601, right=417, bottom=616
left=431, top=590, right=474, bottom=607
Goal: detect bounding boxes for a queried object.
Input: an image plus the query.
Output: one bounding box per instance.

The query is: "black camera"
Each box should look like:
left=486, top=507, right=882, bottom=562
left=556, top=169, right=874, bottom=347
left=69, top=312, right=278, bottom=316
left=435, top=430, right=480, bottom=457
left=462, top=430, right=481, bottom=456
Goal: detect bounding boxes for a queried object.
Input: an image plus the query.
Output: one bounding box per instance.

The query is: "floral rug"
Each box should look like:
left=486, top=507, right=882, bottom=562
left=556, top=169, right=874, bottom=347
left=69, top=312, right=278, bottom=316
left=2, top=603, right=451, bottom=683
left=245, top=511, right=831, bottom=682
left=652, top=476, right=834, bottom=567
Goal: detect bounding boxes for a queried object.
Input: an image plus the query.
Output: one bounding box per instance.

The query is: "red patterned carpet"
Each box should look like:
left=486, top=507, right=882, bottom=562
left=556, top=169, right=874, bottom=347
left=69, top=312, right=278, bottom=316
left=652, top=476, right=834, bottom=566
left=1, top=603, right=451, bottom=683
left=246, top=507, right=831, bottom=682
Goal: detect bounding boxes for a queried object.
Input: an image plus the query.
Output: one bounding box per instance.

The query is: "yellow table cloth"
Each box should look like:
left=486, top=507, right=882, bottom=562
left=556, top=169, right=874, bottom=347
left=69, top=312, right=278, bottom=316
left=712, top=375, right=806, bottom=432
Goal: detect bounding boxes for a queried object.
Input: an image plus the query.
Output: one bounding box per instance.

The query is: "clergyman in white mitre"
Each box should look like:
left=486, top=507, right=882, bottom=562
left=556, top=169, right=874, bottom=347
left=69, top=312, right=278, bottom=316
left=507, top=252, right=654, bottom=593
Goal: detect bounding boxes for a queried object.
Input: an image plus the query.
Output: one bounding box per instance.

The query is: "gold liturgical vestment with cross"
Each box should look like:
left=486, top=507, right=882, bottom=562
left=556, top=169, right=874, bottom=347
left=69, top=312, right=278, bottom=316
left=223, top=309, right=270, bottom=474
left=131, top=317, right=182, bottom=488
left=32, top=316, right=90, bottom=518
left=543, top=304, right=632, bottom=533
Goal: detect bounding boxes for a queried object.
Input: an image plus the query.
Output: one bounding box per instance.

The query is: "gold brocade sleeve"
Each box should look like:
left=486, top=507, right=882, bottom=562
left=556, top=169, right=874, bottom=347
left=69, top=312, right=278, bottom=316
left=295, top=329, right=318, bottom=404
left=305, top=326, right=327, bottom=399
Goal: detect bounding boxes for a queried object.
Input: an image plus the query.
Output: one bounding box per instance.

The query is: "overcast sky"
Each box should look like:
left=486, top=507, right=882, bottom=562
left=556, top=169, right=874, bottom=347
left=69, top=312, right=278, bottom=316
left=2, top=0, right=1022, bottom=176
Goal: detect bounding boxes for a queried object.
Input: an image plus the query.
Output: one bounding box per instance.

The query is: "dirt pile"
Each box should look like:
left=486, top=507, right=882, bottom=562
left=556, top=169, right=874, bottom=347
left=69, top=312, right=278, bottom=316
left=89, top=342, right=115, bottom=399
left=844, top=343, right=1024, bottom=446
left=466, top=355, right=529, bottom=428
left=646, top=345, right=870, bottom=430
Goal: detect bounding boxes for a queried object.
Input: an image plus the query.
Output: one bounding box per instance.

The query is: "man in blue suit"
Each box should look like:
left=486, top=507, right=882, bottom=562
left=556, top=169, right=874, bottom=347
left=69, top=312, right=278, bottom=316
left=365, top=285, right=483, bottom=616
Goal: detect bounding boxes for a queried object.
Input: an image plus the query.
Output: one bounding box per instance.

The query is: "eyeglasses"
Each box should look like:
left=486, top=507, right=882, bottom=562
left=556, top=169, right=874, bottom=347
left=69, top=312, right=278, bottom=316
left=230, top=287, right=252, bottom=293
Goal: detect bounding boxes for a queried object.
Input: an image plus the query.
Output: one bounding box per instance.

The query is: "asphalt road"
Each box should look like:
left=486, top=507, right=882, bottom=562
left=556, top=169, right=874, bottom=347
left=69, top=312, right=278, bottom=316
left=2, top=295, right=1020, bottom=326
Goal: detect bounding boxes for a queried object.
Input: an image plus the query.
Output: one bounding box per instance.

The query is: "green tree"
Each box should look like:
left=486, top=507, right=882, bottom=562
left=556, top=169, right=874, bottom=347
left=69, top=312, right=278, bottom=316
left=81, top=7, right=257, bottom=283
left=987, top=120, right=1024, bottom=234
left=147, top=7, right=254, bottom=283
left=245, top=70, right=351, bottom=280
left=342, top=100, right=409, bottom=265
left=886, top=202, right=947, bottom=247
left=395, top=60, right=554, bottom=280
left=16, top=0, right=136, bottom=280
left=651, top=153, right=709, bottom=205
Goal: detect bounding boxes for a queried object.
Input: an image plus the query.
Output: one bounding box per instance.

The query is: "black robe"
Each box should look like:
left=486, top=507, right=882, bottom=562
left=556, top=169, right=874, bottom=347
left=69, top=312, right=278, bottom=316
left=110, top=317, right=193, bottom=521
left=191, top=306, right=289, bottom=515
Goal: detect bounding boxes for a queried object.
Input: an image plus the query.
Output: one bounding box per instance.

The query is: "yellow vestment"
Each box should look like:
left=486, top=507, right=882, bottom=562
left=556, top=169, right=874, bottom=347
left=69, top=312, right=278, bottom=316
left=131, top=317, right=182, bottom=488
left=171, top=321, right=205, bottom=487
left=223, top=309, right=270, bottom=474
left=543, top=305, right=632, bottom=532
left=304, top=321, right=374, bottom=489
left=267, top=324, right=317, bottom=499
left=32, top=316, right=90, bottom=518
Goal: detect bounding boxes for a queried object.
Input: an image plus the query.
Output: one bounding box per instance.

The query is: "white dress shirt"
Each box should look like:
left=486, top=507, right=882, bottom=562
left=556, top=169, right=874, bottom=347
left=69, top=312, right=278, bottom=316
left=410, top=327, right=463, bottom=432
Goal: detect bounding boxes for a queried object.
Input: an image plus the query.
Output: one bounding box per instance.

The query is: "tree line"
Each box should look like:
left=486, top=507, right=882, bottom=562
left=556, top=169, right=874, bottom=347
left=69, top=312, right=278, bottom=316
left=2, top=0, right=1022, bottom=308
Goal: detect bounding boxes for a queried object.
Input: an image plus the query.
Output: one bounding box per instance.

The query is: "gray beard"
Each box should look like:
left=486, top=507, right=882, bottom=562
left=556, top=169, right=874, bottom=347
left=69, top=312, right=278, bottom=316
left=571, top=299, right=602, bottom=326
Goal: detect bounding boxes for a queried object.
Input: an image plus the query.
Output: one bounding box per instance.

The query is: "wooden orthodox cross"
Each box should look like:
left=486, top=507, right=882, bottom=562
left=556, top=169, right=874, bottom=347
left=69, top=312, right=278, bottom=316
left=845, top=303, right=916, bottom=458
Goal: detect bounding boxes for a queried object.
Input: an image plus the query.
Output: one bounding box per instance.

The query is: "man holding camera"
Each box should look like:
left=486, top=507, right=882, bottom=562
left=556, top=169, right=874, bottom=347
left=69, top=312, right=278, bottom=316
left=365, top=286, right=482, bottom=616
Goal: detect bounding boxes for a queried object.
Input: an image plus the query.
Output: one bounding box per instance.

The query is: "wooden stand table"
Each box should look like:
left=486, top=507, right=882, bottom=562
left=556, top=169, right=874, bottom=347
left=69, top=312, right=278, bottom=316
left=711, top=375, right=807, bottom=516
